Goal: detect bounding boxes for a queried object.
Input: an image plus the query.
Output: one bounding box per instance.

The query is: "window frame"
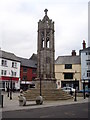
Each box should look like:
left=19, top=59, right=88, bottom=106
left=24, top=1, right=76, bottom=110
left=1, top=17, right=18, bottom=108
left=1, top=59, right=7, bottom=67
left=64, top=73, right=73, bottom=79
left=65, top=64, right=72, bottom=69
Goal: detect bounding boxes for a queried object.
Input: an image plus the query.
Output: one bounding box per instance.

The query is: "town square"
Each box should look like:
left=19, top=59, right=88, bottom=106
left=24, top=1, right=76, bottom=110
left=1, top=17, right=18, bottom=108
left=0, top=0, right=90, bottom=119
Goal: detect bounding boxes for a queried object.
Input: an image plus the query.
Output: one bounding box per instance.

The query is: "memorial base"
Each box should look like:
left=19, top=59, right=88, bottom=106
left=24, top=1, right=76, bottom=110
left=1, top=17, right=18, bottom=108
left=34, top=78, right=57, bottom=89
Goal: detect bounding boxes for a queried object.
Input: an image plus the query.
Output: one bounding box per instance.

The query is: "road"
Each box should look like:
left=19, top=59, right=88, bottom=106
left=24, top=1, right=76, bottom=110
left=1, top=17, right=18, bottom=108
left=2, top=102, right=89, bottom=118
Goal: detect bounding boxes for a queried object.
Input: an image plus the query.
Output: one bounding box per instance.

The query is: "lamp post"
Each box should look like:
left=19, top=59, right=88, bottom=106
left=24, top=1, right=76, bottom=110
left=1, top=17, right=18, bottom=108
left=7, top=81, right=9, bottom=97
left=83, top=79, right=86, bottom=99
left=74, top=79, right=77, bottom=101
left=40, top=75, right=42, bottom=96
left=10, top=73, right=12, bottom=100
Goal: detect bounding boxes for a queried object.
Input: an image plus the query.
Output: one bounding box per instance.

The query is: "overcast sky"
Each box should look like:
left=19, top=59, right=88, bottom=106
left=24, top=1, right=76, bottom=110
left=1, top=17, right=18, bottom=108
left=0, top=0, right=89, bottom=59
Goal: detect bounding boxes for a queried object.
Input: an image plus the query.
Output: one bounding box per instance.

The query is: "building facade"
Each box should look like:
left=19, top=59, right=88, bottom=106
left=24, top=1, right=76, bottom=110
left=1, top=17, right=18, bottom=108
left=0, top=50, right=20, bottom=91
left=80, top=46, right=90, bottom=90
left=55, top=50, right=81, bottom=90
left=19, top=57, right=37, bottom=90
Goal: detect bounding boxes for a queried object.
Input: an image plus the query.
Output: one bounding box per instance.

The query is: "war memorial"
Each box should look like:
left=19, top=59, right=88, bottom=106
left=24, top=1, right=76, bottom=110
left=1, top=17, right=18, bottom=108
left=23, top=9, right=72, bottom=102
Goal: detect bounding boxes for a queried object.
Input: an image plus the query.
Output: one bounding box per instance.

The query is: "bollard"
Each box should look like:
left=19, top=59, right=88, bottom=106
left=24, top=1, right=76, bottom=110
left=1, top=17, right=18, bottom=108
left=18, top=95, right=26, bottom=106
left=0, top=95, right=3, bottom=108
left=1, top=95, right=3, bottom=108
left=36, top=96, right=43, bottom=105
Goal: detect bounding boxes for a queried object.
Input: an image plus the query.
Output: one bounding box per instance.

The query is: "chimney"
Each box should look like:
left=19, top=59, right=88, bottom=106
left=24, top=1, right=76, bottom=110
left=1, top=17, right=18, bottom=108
left=82, top=40, right=86, bottom=49
left=72, top=50, right=76, bottom=56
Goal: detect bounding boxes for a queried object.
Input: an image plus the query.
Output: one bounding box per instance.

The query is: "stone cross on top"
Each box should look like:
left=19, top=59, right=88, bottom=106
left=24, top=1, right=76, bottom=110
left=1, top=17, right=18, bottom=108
left=44, top=9, right=48, bottom=16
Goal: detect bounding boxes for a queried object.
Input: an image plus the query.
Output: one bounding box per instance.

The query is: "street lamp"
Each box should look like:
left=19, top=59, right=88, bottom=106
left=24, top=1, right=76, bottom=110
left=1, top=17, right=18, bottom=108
left=10, top=71, right=12, bottom=100
left=40, top=74, right=42, bottom=96
left=74, top=79, right=77, bottom=101
left=7, top=81, right=9, bottom=97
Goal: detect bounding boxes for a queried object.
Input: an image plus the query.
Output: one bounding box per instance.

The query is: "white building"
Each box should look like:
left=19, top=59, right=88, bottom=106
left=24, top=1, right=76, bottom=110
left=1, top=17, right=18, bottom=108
left=0, top=50, right=21, bottom=91
left=80, top=41, right=90, bottom=90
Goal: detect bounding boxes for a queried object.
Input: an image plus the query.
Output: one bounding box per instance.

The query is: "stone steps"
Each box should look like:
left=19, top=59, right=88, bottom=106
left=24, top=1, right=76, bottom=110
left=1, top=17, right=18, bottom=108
left=24, top=88, right=72, bottom=101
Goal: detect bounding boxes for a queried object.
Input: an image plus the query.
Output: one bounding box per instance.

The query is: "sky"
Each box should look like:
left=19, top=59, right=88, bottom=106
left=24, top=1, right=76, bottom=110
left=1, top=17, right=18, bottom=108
left=0, top=0, right=89, bottom=59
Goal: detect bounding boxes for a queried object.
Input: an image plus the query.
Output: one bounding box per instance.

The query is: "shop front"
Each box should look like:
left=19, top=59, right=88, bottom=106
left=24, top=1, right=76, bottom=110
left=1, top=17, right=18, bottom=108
left=61, top=80, right=79, bottom=90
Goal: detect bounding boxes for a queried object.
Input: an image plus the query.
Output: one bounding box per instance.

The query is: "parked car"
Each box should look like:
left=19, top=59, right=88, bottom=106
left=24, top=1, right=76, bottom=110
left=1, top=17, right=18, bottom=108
left=61, top=87, right=75, bottom=94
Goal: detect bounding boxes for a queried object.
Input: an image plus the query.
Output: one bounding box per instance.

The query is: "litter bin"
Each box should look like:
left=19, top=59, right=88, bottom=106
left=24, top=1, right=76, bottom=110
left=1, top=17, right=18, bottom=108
left=0, top=95, right=3, bottom=108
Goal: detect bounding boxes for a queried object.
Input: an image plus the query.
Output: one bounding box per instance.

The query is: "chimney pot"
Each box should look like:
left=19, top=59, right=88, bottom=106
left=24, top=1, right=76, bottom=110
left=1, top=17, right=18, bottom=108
left=82, top=40, right=86, bottom=49
left=72, top=50, right=76, bottom=56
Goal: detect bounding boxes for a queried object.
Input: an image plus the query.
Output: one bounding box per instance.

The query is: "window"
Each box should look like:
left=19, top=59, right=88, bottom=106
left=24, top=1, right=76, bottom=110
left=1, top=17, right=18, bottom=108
left=64, top=73, right=73, bottom=79
left=22, top=76, right=27, bottom=80
left=86, top=61, right=90, bottom=66
left=86, top=52, right=90, bottom=55
left=41, top=31, right=44, bottom=48
left=23, top=67, right=27, bottom=72
left=12, top=62, right=17, bottom=68
left=87, top=70, right=90, bottom=77
left=1, top=60, right=7, bottom=66
left=1, top=70, right=7, bottom=76
left=65, top=64, right=72, bottom=69
left=32, top=77, right=36, bottom=81
left=32, top=69, right=37, bottom=74
left=11, top=71, right=16, bottom=77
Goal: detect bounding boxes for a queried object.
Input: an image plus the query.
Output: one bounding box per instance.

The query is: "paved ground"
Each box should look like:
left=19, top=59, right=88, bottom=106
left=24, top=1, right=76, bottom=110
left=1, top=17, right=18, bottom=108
left=3, top=103, right=88, bottom=118
left=0, top=91, right=89, bottom=112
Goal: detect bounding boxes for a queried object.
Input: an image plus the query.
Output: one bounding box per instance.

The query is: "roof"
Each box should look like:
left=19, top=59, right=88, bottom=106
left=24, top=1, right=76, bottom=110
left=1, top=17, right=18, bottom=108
left=18, top=57, right=37, bottom=68
left=29, top=53, right=37, bottom=62
left=80, top=47, right=90, bottom=52
left=55, top=55, right=81, bottom=65
left=0, top=50, right=21, bottom=62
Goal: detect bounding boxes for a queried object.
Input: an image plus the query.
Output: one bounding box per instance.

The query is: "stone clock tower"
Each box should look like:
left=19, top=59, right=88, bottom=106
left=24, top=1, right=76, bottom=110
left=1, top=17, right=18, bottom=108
left=36, top=9, right=56, bottom=89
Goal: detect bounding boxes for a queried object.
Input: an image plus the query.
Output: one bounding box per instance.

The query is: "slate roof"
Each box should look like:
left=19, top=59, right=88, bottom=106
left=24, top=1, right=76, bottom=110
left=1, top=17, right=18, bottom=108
left=18, top=57, right=37, bottom=68
left=29, top=53, right=37, bottom=62
left=55, top=55, right=81, bottom=65
left=79, top=47, right=90, bottom=53
left=0, top=50, right=20, bottom=62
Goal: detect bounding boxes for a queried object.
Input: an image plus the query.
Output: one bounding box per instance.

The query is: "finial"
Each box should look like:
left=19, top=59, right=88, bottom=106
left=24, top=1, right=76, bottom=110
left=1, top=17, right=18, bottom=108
left=44, top=9, right=48, bottom=16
